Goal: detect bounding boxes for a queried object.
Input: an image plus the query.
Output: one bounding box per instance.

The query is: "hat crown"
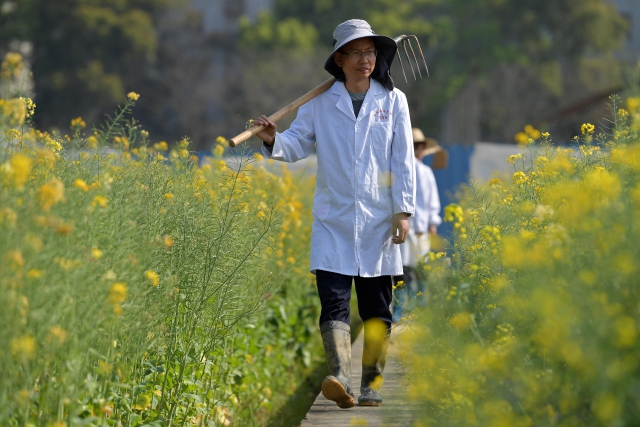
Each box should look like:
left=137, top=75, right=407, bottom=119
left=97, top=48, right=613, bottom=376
left=412, top=128, right=426, bottom=143
left=333, top=19, right=375, bottom=49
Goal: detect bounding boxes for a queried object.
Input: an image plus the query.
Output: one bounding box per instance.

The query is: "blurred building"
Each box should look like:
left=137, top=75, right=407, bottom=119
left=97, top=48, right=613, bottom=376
left=608, top=0, right=640, bottom=59
left=190, top=0, right=273, bottom=34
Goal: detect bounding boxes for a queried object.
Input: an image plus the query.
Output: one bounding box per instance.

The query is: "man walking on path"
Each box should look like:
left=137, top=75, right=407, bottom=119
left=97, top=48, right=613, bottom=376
left=393, top=129, right=442, bottom=322
left=252, top=19, right=415, bottom=409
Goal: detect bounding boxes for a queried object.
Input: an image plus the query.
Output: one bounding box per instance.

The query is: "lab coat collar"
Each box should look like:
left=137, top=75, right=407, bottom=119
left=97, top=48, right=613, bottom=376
left=358, top=79, right=386, bottom=123
left=330, top=79, right=387, bottom=122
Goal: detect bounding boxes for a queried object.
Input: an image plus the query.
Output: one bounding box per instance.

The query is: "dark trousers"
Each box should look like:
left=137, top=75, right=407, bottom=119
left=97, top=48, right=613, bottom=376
left=316, top=269, right=393, bottom=329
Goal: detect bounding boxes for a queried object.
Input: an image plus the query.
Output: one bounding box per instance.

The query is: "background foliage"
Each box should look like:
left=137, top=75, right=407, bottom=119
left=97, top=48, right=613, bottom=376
left=0, top=0, right=631, bottom=147
left=241, top=0, right=629, bottom=141
left=0, top=0, right=172, bottom=129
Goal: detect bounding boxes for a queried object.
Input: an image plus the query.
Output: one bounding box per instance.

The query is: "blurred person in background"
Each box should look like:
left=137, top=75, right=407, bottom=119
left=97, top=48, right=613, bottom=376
left=252, top=19, right=414, bottom=409
left=393, top=129, right=441, bottom=323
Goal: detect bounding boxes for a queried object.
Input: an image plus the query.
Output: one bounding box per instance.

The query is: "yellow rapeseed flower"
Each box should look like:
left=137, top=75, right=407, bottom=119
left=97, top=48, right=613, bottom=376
left=20, top=97, right=35, bottom=117
left=145, top=270, right=159, bottom=286
left=444, top=204, right=464, bottom=223
left=54, top=257, right=82, bottom=270
left=5, top=128, right=20, bottom=141
left=626, top=97, right=640, bottom=113
left=514, top=132, right=528, bottom=144
left=91, top=248, right=103, bottom=260
left=581, top=123, right=595, bottom=135
left=108, top=282, right=127, bottom=303
left=350, top=417, right=369, bottom=426
left=73, top=178, right=89, bottom=192
left=164, top=235, right=174, bottom=248
left=507, top=153, right=523, bottom=164
left=535, top=156, right=549, bottom=166
left=0, top=98, right=26, bottom=126
left=127, top=92, right=140, bottom=101
left=91, top=195, right=108, bottom=208
left=11, top=335, right=36, bottom=360
left=524, top=124, right=541, bottom=140
left=164, top=193, right=173, bottom=199
left=449, top=312, right=472, bottom=330
left=513, top=171, right=528, bottom=185
left=213, top=144, right=225, bottom=158
left=593, top=393, right=621, bottom=423
left=70, top=117, right=86, bottom=130
left=47, top=325, right=68, bottom=345
left=114, top=136, right=130, bottom=150
left=0, top=208, right=17, bottom=226
left=369, top=375, right=383, bottom=391
left=0, top=52, right=23, bottom=79
left=37, top=178, right=65, bottom=212
left=154, top=141, right=168, bottom=151
left=5, top=250, right=25, bottom=271
left=86, top=135, right=98, bottom=148
left=1, top=154, right=32, bottom=190
left=215, top=136, right=228, bottom=146
left=26, top=269, right=43, bottom=279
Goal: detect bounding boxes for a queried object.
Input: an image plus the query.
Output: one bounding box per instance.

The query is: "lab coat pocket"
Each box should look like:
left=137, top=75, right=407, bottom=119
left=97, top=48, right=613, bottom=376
left=371, top=122, right=392, bottom=151
left=312, top=187, right=331, bottom=221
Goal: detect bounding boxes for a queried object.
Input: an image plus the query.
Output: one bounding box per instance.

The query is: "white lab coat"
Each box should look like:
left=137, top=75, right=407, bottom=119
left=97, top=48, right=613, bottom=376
left=400, top=158, right=441, bottom=267
left=262, top=79, right=415, bottom=277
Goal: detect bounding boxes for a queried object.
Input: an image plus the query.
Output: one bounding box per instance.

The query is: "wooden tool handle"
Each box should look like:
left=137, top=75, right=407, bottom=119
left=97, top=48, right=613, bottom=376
left=229, top=77, right=337, bottom=147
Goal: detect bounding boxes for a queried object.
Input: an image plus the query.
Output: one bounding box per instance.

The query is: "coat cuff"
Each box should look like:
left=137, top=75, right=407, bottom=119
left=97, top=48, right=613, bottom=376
left=261, top=134, right=277, bottom=158
left=394, top=208, right=415, bottom=217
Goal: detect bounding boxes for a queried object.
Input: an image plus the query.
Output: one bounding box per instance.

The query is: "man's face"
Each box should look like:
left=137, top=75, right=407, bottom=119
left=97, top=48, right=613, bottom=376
left=333, top=38, right=376, bottom=84
left=414, top=142, right=426, bottom=158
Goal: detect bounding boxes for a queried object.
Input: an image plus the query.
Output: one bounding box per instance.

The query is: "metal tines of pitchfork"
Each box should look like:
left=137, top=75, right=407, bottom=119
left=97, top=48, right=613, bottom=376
left=392, top=35, right=429, bottom=83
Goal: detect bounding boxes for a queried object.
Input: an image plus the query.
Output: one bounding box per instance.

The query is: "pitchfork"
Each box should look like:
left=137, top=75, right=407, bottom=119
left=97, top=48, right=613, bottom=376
left=229, top=35, right=428, bottom=147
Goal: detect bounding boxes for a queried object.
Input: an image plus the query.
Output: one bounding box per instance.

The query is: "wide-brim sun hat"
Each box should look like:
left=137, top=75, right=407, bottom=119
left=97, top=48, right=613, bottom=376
left=413, top=128, right=438, bottom=148
left=412, top=128, right=426, bottom=143
left=324, top=19, right=398, bottom=91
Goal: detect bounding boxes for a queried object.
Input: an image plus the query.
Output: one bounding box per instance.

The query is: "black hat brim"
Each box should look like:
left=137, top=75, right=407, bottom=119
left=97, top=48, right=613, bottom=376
left=324, top=35, right=397, bottom=82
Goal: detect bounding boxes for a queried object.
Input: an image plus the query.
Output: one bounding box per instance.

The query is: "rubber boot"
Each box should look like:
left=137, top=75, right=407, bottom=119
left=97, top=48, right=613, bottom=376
left=358, top=319, right=390, bottom=406
left=320, top=321, right=355, bottom=409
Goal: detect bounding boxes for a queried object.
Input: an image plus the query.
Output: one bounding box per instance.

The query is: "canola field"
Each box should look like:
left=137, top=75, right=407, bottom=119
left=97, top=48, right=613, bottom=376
left=1, top=53, right=320, bottom=426
left=404, top=102, right=640, bottom=426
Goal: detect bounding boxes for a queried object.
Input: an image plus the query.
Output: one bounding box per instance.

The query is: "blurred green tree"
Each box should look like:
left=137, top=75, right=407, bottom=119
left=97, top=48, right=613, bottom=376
left=240, top=0, right=628, bottom=139
left=239, top=12, right=319, bottom=52
left=0, top=0, right=170, bottom=129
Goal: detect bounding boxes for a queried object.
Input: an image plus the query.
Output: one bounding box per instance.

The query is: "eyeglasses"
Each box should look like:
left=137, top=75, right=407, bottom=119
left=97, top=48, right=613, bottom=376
left=339, top=49, right=377, bottom=60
